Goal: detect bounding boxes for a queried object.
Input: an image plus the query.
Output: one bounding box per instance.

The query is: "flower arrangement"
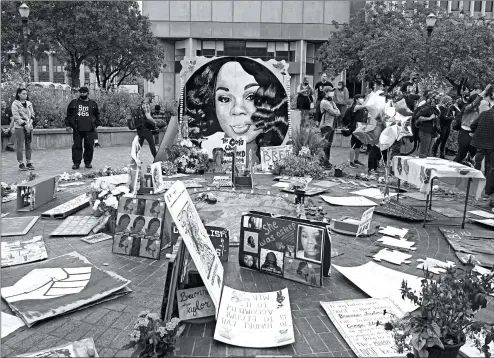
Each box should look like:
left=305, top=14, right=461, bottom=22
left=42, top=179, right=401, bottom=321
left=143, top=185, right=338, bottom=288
left=160, top=161, right=177, bottom=176
left=164, top=140, right=209, bottom=174
left=122, top=311, right=184, bottom=358
left=88, top=178, right=130, bottom=219
left=272, top=154, right=325, bottom=179
left=381, top=260, right=494, bottom=358
left=58, top=166, right=129, bottom=182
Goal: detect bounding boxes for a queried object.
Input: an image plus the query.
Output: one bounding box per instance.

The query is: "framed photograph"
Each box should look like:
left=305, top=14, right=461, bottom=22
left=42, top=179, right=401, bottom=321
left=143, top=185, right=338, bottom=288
left=260, top=249, right=284, bottom=276
left=145, top=199, right=164, bottom=219
left=119, top=197, right=135, bottom=215
left=283, top=257, right=322, bottom=287
left=295, top=224, right=324, bottom=264
left=243, top=216, right=262, bottom=230
left=242, top=231, right=259, bottom=254
left=239, top=252, right=259, bottom=270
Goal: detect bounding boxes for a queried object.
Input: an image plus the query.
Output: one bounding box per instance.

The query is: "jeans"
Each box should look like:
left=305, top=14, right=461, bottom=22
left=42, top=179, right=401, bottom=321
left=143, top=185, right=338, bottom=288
left=137, top=127, right=157, bottom=158
left=474, top=149, right=494, bottom=195
left=454, top=129, right=476, bottom=163
left=335, top=103, right=346, bottom=128
left=321, top=126, right=334, bottom=164
left=72, top=130, right=96, bottom=165
left=15, top=128, right=32, bottom=164
left=432, top=127, right=450, bottom=156
left=418, top=130, right=433, bottom=158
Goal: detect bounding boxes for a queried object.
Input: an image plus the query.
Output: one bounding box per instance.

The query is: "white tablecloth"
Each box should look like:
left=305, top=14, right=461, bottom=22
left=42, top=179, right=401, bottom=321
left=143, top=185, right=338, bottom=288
left=392, top=156, right=486, bottom=199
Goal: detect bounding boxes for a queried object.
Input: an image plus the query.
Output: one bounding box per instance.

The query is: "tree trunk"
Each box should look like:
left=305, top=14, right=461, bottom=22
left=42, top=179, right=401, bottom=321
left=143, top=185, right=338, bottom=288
left=70, top=61, right=81, bottom=88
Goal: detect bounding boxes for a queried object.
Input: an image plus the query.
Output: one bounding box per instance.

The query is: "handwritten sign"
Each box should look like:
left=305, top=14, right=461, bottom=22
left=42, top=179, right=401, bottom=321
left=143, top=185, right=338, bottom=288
left=222, top=137, right=246, bottom=166
left=1, top=236, right=47, bottom=267
left=260, top=145, right=293, bottom=172
left=212, top=176, right=233, bottom=187
left=357, top=207, right=374, bottom=237
left=321, top=298, right=405, bottom=357
left=177, top=286, right=215, bottom=320
left=171, top=224, right=229, bottom=262
left=214, top=286, right=295, bottom=348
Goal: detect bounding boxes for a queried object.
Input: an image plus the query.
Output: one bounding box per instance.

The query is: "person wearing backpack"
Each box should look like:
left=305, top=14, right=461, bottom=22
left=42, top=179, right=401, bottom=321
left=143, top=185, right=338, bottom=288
left=136, top=92, right=158, bottom=158
left=65, top=87, right=101, bottom=169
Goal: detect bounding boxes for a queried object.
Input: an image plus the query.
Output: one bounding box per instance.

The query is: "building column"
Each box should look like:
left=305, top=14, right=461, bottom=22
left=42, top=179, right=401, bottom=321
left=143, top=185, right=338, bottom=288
left=48, top=52, right=54, bottom=83
left=481, top=1, right=486, bottom=15
left=33, top=58, right=39, bottom=82
left=470, top=1, right=475, bottom=16
left=79, top=63, right=85, bottom=87
left=63, top=62, right=69, bottom=85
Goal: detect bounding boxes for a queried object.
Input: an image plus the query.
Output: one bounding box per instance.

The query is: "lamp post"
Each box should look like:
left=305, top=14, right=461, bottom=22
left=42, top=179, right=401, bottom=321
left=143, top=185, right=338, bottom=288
left=424, top=12, right=437, bottom=78
left=19, top=3, right=30, bottom=71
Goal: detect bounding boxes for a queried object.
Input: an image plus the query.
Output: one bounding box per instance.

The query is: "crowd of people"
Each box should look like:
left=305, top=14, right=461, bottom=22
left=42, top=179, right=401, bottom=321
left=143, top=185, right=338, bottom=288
left=296, top=73, right=494, bottom=206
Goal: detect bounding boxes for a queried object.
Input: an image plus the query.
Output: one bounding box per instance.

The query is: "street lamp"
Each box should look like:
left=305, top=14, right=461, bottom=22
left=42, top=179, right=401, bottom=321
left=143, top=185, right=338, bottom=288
left=19, top=3, right=30, bottom=70
left=424, top=12, right=437, bottom=78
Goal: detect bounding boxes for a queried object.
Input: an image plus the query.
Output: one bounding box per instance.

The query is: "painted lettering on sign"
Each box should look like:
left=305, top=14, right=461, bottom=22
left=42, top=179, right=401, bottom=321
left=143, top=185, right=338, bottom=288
left=177, top=286, right=215, bottom=320
left=260, top=145, right=293, bottom=171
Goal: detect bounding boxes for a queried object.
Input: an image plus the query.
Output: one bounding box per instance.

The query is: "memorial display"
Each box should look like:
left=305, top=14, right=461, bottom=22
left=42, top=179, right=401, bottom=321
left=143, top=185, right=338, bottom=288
left=239, top=211, right=331, bottom=287
left=16, top=176, right=56, bottom=212
left=260, top=145, right=293, bottom=172
left=112, top=196, right=165, bottom=260
left=1, top=236, right=48, bottom=267
left=41, top=193, right=90, bottom=219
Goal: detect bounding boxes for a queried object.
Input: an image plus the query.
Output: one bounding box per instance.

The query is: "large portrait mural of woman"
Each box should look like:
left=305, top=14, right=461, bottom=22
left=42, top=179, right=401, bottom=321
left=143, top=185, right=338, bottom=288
left=156, top=56, right=290, bottom=165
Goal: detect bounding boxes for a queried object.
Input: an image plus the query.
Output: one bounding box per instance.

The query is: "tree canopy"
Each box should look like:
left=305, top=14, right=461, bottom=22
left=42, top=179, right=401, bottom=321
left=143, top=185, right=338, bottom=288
left=317, top=1, right=494, bottom=94
left=1, top=1, right=165, bottom=88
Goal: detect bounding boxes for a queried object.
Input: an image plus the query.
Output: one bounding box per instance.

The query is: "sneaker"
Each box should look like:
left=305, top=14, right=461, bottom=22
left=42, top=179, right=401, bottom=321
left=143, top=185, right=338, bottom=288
left=72, top=164, right=80, bottom=170
left=349, top=162, right=358, bottom=169
left=6, top=146, right=15, bottom=152
left=94, top=142, right=102, bottom=148
left=19, top=163, right=27, bottom=171
left=26, top=163, right=35, bottom=170
left=354, top=160, right=365, bottom=166
left=85, top=163, right=93, bottom=169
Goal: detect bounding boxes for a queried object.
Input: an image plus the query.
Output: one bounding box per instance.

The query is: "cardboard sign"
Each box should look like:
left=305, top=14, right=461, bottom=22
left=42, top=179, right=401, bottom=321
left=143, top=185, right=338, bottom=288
left=17, top=176, right=56, bottom=212
left=212, top=176, right=233, bottom=187
left=112, top=197, right=165, bottom=260
left=1, top=236, right=48, bottom=267
left=150, top=162, right=169, bottom=194
left=260, top=145, right=293, bottom=172
left=164, top=181, right=225, bottom=314
left=1, top=216, right=39, bottom=237
left=171, top=224, right=230, bottom=262
left=41, top=194, right=90, bottom=219
left=176, top=286, right=215, bottom=320
left=321, top=298, right=405, bottom=357
left=50, top=216, right=98, bottom=236
left=214, top=286, right=295, bottom=348
left=239, top=212, right=331, bottom=287
left=21, top=337, right=99, bottom=358
left=221, top=137, right=247, bottom=166
left=356, top=207, right=374, bottom=237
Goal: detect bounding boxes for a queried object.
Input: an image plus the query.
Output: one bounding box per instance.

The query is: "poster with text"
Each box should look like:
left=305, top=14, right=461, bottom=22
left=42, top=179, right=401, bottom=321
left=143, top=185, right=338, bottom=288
left=1, top=236, right=48, bottom=267
left=214, top=286, right=294, bottom=348
left=221, top=137, right=247, bottom=167
left=321, top=298, right=405, bottom=357
left=357, top=207, right=375, bottom=237
left=171, top=224, right=230, bottom=262
left=176, top=286, right=215, bottom=320
left=260, top=145, right=293, bottom=172
left=165, top=181, right=224, bottom=314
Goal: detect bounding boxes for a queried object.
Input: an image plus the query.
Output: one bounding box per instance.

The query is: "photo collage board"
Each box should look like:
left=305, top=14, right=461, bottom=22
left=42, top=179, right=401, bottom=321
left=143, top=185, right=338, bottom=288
left=112, top=196, right=166, bottom=260
left=239, top=211, right=332, bottom=287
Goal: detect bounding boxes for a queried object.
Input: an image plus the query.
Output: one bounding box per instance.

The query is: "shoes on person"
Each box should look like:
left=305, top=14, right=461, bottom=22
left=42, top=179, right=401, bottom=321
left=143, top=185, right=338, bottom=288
left=6, top=146, right=15, bottom=152
left=19, top=163, right=27, bottom=171
left=85, top=163, right=93, bottom=169
left=72, top=164, right=80, bottom=170
left=94, top=142, right=102, bottom=148
left=26, top=163, right=35, bottom=170
left=354, top=160, right=365, bottom=166
left=349, top=162, right=358, bottom=169
left=368, top=169, right=376, bottom=175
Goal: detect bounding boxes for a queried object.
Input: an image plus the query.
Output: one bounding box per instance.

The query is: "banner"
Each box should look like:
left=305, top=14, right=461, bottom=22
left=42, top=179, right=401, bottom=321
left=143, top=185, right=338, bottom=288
left=165, top=181, right=224, bottom=314
left=214, top=286, right=294, bottom=348
left=260, top=145, right=293, bottom=172
left=356, top=207, right=375, bottom=237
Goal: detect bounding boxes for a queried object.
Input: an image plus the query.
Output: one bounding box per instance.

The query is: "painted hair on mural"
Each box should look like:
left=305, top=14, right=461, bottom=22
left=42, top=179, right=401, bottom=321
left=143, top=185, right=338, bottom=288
left=183, top=57, right=289, bottom=159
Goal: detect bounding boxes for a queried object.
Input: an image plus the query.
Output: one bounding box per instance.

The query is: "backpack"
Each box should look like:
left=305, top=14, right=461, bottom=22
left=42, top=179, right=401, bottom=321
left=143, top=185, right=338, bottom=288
left=128, top=103, right=145, bottom=130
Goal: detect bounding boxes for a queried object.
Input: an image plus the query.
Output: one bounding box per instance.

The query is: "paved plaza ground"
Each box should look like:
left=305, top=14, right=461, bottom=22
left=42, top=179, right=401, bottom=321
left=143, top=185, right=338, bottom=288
left=1, top=143, right=493, bottom=357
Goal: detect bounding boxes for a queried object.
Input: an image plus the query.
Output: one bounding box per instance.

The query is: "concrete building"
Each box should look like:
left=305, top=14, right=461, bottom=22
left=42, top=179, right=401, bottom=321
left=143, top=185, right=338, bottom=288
left=142, top=0, right=494, bottom=102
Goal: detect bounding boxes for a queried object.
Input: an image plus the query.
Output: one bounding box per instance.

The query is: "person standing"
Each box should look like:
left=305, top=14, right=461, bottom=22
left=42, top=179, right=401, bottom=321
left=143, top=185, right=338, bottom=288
left=65, top=86, right=101, bottom=169
left=11, top=88, right=35, bottom=170
left=137, top=92, right=158, bottom=158
left=319, top=88, right=340, bottom=168
left=345, top=95, right=367, bottom=168
left=334, top=81, right=349, bottom=128
left=2, top=100, right=15, bottom=152
left=431, top=95, right=454, bottom=159
left=314, top=73, right=334, bottom=125
left=296, top=77, right=313, bottom=127
left=470, top=106, right=494, bottom=206
left=413, top=92, right=440, bottom=158
left=479, top=84, right=493, bottom=114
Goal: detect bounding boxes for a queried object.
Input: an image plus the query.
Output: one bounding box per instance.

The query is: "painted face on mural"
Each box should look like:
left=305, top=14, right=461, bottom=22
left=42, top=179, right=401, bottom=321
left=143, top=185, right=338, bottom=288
left=215, top=62, right=263, bottom=144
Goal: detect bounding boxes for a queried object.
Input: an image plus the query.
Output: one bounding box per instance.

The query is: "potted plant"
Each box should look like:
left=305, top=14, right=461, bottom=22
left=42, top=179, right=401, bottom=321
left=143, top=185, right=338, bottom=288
left=122, top=311, right=184, bottom=358
left=382, top=261, right=494, bottom=358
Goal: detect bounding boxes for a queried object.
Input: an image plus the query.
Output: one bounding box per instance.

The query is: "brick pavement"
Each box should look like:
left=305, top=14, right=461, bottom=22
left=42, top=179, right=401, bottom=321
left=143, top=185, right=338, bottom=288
left=1, top=144, right=493, bottom=357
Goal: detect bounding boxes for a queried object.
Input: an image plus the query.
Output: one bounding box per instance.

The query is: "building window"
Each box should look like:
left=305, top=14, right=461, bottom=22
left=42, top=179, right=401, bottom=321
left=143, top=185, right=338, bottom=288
left=202, top=40, right=216, bottom=58
left=175, top=40, right=187, bottom=74
left=41, top=65, right=47, bottom=72
left=451, top=1, right=460, bottom=10
left=487, top=1, right=493, bottom=12
left=474, top=1, right=482, bottom=11
left=440, top=1, right=449, bottom=9
left=245, top=41, right=268, bottom=59
left=463, top=1, right=471, bottom=11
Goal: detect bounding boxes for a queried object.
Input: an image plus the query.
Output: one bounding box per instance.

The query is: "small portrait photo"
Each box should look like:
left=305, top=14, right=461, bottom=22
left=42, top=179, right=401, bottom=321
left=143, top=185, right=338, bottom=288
left=243, top=216, right=262, bottom=230
left=144, top=217, right=162, bottom=239
left=296, top=224, right=323, bottom=264
left=260, top=249, right=284, bottom=276
left=130, top=216, right=146, bottom=236
left=115, top=213, right=132, bottom=234
left=139, top=238, right=161, bottom=259
left=283, top=257, right=322, bottom=287
left=239, top=253, right=259, bottom=270
left=145, top=200, right=163, bottom=219
left=135, top=199, right=147, bottom=216
left=242, top=231, right=259, bottom=254
left=120, top=197, right=135, bottom=215
left=112, top=233, right=133, bottom=255
left=284, top=245, right=295, bottom=258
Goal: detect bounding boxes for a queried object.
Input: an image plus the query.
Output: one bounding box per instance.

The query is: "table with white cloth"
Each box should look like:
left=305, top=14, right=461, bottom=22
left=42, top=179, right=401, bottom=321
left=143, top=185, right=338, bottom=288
left=392, top=156, right=486, bottom=228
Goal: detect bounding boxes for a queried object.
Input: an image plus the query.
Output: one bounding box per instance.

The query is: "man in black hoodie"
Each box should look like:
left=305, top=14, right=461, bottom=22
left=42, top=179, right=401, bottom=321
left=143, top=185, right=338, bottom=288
left=65, top=87, right=101, bottom=169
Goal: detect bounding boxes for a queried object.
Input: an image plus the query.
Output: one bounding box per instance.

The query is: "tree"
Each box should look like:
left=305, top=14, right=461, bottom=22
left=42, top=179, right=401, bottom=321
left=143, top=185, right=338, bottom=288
left=85, top=5, right=165, bottom=90
left=317, top=1, right=494, bottom=94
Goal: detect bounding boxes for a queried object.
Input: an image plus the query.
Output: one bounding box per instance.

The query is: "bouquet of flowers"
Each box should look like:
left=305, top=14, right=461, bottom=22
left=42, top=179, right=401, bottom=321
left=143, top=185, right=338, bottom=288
left=123, top=311, right=184, bottom=358
left=160, top=161, right=177, bottom=176
left=58, top=166, right=129, bottom=182
left=88, top=178, right=130, bottom=219
left=164, top=139, right=210, bottom=174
